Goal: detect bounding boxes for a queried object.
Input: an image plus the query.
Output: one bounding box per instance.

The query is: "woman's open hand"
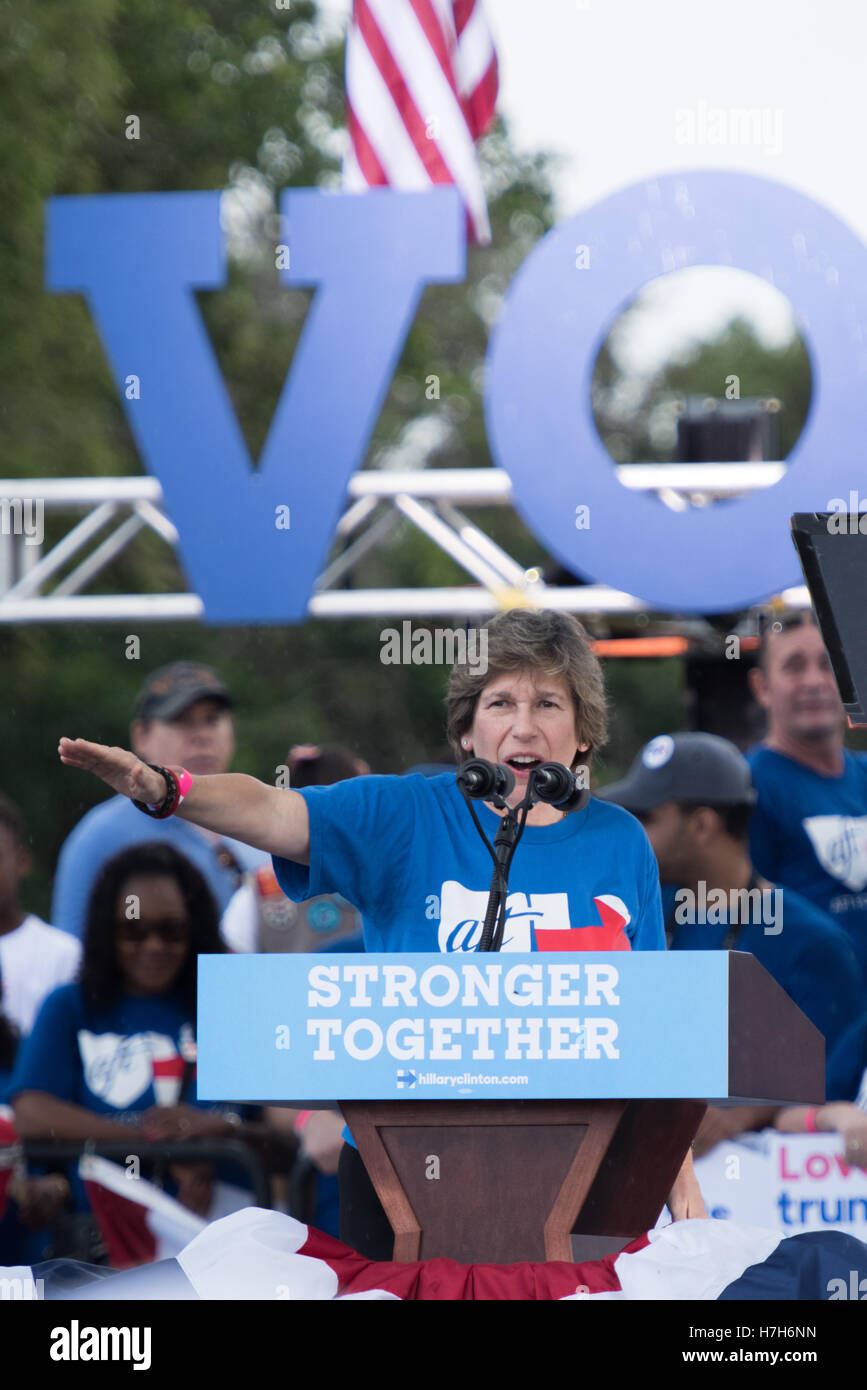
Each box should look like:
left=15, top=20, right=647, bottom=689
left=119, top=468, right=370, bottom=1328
left=666, top=1148, right=708, bottom=1222
left=58, top=737, right=166, bottom=806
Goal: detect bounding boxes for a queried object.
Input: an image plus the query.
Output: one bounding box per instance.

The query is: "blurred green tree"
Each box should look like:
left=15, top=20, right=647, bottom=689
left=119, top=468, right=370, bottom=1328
left=592, top=313, right=812, bottom=465
left=0, top=0, right=579, bottom=917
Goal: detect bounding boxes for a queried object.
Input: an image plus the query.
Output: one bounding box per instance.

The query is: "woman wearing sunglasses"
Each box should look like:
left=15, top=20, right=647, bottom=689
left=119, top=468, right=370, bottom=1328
left=10, top=843, right=240, bottom=1215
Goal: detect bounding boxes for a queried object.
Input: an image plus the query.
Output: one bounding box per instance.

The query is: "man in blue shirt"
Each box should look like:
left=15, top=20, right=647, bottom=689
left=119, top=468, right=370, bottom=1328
left=746, top=612, right=867, bottom=982
left=52, top=663, right=267, bottom=939
left=599, top=731, right=863, bottom=1076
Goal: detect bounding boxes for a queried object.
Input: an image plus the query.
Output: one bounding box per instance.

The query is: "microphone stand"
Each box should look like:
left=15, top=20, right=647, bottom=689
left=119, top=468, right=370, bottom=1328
left=478, top=792, right=534, bottom=952
left=477, top=809, right=516, bottom=953
left=466, top=763, right=586, bottom=952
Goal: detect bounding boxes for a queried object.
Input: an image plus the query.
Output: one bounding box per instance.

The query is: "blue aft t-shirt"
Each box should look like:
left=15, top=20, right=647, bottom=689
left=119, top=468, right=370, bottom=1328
left=10, top=984, right=201, bottom=1117
left=666, top=885, right=864, bottom=1073
left=9, top=984, right=254, bottom=1217
left=747, top=747, right=867, bottom=982
left=272, top=773, right=665, bottom=954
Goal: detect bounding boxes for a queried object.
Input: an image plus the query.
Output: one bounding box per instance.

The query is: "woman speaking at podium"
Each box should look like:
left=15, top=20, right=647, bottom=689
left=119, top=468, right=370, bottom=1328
left=59, top=609, right=706, bottom=1248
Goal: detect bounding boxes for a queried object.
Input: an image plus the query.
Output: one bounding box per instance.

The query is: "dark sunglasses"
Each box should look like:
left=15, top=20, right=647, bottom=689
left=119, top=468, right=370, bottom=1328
left=116, top=919, right=191, bottom=945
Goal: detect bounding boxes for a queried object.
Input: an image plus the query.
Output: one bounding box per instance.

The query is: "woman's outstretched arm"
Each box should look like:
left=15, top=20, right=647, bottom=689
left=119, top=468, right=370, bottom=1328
left=58, top=737, right=310, bottom=864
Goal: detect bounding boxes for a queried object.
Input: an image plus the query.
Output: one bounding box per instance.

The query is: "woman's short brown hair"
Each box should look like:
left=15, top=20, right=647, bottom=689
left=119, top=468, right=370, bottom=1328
left=445, top=609, right=608, bottom=769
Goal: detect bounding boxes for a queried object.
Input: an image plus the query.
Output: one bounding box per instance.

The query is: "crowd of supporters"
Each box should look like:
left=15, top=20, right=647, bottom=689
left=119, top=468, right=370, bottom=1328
left=2, top=613, right=866, bottom=1269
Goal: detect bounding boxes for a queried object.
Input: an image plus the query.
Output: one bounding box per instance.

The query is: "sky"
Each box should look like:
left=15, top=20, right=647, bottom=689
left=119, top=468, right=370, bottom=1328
left=315, top=0, right=867, bottom=371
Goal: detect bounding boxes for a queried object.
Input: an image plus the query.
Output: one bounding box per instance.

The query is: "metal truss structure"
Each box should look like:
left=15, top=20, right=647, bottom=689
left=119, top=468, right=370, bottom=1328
left=0, top=465, right=809, bottom=624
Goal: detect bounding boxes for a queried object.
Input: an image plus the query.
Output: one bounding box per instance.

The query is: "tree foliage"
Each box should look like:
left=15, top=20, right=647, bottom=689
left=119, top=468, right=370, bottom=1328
left=0, top=1, right=580, bottom=916
left=9, top=5, right=830, bottom=918
left=592, top=312, right=812, bottom=465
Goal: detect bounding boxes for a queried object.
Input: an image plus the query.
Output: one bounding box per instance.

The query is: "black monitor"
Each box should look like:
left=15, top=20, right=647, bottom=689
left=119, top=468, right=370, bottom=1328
left=790, top=512, right=867, bottom=727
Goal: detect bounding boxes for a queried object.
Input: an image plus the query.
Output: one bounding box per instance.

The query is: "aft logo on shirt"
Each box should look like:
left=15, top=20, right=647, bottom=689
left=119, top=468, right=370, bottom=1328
left=437, top=882, right=632, bottom=953
left=78, top=1030, right=187, bottom=1109
left=438, top=883, right=570, bottom=952
left=803, top=815, right=867, bottom=892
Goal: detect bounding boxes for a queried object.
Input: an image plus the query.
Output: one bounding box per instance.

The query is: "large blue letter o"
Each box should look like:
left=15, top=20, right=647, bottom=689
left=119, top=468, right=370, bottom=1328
left=485, top=171, right=867, bottom=612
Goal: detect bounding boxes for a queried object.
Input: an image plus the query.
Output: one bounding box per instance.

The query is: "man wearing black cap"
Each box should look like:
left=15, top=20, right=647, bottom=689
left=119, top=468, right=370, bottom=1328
left=599, top=732, right=863, bottom=1087
left=52, top=663, right=267, bottom=939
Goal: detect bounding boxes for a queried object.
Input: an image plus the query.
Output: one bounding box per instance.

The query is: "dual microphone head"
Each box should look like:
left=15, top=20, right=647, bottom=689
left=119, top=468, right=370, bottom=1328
left=456, top=758, right=590, bottom=815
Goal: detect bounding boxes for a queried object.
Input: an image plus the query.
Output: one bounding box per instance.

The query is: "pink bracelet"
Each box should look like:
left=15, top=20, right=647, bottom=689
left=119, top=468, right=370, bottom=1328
left=135, top=766, right=194, bottom=819
left=294, top=1110, right=314, bottom=1133
left=804, top=1107, right=819, bottom=1133
left=152, top=766, right=193, bottom=816
left=175, top=768, right=194, bottom=807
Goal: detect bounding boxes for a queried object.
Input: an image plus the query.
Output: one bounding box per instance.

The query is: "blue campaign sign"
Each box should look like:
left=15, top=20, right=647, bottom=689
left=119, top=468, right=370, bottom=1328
left=47, top=173, right=867, bottom=618
left=196, top=951, right=730, bottom=1102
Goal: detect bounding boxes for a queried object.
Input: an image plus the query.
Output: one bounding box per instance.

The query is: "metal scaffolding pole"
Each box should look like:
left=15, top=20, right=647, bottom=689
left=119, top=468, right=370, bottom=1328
left=0, top=466, right=807, bottom=623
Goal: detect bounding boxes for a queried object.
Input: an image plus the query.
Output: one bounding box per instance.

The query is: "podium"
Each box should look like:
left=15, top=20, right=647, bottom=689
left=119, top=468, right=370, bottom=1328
left=197, top=949, right=824, bottom=1264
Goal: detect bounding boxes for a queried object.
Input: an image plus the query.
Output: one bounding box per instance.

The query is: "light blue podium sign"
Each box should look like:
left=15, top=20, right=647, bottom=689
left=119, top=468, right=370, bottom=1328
left=197, top=951, right=734, bottom=1103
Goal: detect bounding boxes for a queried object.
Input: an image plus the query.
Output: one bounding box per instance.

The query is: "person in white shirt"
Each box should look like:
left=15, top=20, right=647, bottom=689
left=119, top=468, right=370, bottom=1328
left=0, top=795, right=80, bottom=1037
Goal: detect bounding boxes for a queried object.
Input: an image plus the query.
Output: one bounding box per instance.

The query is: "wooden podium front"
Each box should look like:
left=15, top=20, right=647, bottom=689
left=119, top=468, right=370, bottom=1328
left=197, top=949, right=825, bottom=1264
left=340, top=1097, right=706, bottom=1262
left=341, top=955, right=824, bottom=1263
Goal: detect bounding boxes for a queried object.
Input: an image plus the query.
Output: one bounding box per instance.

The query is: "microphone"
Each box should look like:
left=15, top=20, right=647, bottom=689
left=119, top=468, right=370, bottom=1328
left=456, top=759, right=516, bottom=801
left=530, top=762, right=590, bottom=814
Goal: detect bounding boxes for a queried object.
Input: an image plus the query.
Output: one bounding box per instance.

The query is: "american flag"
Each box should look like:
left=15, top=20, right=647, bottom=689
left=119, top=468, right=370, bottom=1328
left=344, top=0, right=499, bottom=243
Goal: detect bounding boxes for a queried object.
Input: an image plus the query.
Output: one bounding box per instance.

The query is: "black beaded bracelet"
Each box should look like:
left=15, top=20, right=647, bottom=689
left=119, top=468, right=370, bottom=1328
left=132, top=763, right=180, bottom=819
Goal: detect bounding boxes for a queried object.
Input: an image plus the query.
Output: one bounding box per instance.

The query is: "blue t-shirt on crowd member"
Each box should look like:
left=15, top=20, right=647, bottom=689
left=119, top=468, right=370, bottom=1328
left=747, top=746, right=867, bottom=983
left=9, top=984, right=251, bottom=1219
left=826, top=1014, right=867, bottom=1106
left=10, top=984, right=203, bottom=1117
left=665, top=886, right=864, bottom=1076
left=273, top=773, right=665, bottom=953
left=52, top=795, right=268, bottom=940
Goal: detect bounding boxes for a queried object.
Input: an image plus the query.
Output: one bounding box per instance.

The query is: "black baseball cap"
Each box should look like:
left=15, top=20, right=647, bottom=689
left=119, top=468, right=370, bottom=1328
left=134, top=663, right=233, bottom=722
left=597, top=732, right=757, bottom=813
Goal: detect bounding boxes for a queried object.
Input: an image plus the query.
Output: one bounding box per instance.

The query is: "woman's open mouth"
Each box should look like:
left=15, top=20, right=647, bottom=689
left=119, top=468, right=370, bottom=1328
left=505, top=755, right=542, bottom=779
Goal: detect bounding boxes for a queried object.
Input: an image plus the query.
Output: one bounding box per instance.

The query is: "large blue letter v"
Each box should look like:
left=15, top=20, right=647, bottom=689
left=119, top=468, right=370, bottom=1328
left=47, top=188, right=465, bottom=622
